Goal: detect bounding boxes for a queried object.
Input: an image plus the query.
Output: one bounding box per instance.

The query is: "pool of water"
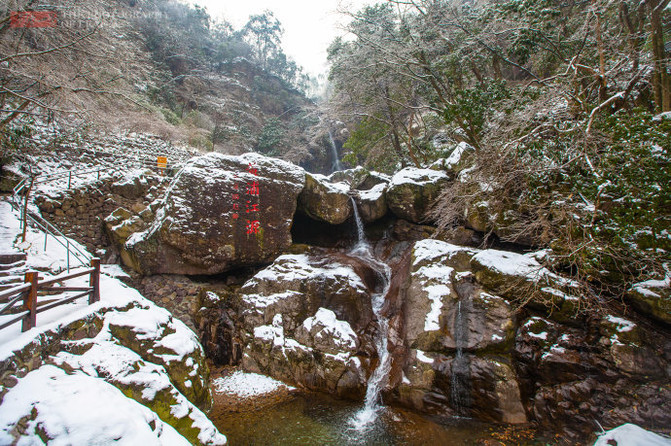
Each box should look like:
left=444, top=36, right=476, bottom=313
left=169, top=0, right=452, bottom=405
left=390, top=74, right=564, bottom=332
left=210, top=392, right=539, bottom=446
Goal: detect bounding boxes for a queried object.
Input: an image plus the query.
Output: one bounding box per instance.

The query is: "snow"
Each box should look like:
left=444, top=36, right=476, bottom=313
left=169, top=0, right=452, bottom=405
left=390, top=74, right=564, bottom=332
left=594, top=423, right=671, bottom=446
left=242, top=290, right=304, bottom=309
left=389, top=167, right=448, bottom=187
left=473, top=248, right=579, bottom=288
left=0, top=365, right=191, bottom=446
left=213, top=371, right=294, bottom=398
left=302, top=308, right=358, bottom=350
left=358, top=183, right=387, bottom=201
left=0, top=199, right=227, bottom=446
left=528, top=331, right=548, bottom=340
left=631, top=275, right=670, bottom=298
left=424, top=284, right=450, bottom=331
left=247, top=254, right=366, bottom=291
left=311, top=173, right=351, bottom=194
left=444, top=142, right=474, bottom=169
left=413, top=239, right=475, bottom=265
left=415, top=349, right=434, bottom=364
left=472, top=249, right=547, bottom=281
left=606, top=315, right=636, bottom=333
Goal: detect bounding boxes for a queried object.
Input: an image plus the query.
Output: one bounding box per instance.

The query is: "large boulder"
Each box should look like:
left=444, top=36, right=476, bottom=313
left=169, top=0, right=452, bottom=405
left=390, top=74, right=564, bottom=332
left=297, top=173, right=352, bottom=224
left=238, top=252, right=378, bottom=398
left=123, top=153, right=305, bottom=275
left=352, top=183, right=388, bottom=223
left=393, top=240, right=523, bottom=423
left=386, top=168, right=449, bottom=223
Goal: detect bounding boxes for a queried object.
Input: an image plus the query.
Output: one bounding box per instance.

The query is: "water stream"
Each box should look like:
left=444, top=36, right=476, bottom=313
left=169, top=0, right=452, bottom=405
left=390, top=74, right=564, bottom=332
left=348, top=197, right=393, bottom=430
left=328, top=130, right=343, bottom=173
left=450, top=299, right=471, bottom=416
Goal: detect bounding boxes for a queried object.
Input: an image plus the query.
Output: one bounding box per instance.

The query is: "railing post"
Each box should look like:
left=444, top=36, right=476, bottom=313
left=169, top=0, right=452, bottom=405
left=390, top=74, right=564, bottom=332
left=89, top=258, right=100, bottom=304
left=68, top=171, right=72, bottom=189
left=22, top=272, right=38, bottom=332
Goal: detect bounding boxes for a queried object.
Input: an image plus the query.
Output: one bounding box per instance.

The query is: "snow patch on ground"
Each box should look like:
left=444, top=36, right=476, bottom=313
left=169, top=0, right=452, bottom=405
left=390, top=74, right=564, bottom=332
left=213, top=371, right=294, bottom=398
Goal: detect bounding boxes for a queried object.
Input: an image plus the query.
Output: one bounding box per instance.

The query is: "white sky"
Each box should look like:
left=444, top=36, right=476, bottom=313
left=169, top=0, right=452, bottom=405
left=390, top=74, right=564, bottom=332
left=186, top=0, right=377, bottom=77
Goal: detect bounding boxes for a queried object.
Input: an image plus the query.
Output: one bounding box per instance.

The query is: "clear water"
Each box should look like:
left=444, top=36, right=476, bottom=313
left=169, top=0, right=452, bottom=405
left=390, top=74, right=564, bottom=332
left=210, top=392, right=526, bottom=446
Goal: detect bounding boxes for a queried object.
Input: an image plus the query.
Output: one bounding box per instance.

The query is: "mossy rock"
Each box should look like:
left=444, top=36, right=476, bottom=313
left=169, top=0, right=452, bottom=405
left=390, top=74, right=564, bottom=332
left=626, top=279, right=671, bottom=326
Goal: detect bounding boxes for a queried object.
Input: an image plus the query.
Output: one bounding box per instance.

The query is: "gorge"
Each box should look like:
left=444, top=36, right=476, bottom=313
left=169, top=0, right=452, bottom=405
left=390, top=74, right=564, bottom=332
left=10, top=145, right=667, bottom=445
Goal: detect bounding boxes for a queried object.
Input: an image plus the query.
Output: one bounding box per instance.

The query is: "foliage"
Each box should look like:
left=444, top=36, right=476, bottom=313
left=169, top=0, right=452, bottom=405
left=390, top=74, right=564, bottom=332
left=328, top=0, right=671, bottom=311
left=255, top=118, right=285, bottom=156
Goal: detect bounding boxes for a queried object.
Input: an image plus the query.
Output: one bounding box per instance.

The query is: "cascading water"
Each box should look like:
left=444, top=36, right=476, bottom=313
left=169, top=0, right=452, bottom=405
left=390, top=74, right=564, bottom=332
left=348, top=197, right=392, bottom=430
left=450, top=299, right=470, bottom=416
left=328, top=130, right=343, bottom=173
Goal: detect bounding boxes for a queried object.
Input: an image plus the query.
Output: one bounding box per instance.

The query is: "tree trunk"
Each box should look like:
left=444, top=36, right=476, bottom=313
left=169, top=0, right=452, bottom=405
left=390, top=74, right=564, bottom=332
left=647, top=0, right=671, bottom=111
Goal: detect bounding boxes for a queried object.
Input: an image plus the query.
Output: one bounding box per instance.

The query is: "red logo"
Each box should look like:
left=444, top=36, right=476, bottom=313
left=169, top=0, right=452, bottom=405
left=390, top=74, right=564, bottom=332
left=10, top=11, right=58, bottom=28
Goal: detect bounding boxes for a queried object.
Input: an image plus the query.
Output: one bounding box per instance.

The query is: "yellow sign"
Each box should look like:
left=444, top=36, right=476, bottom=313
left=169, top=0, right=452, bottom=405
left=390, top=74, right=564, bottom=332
left=157, top=156, right=167, bottom=175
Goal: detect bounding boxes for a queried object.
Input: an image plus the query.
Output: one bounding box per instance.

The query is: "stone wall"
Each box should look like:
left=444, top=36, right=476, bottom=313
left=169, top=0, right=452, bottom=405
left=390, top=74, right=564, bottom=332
left=34, top=171, right=169, bottom=258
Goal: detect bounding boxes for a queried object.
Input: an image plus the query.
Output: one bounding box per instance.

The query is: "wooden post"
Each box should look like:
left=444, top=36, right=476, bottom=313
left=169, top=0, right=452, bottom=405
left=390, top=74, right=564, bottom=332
left=21, top=178, right=34, bottom=243
left=22, top=271, right=38, bottom=332
left=89, top=258, right=100, bottom=304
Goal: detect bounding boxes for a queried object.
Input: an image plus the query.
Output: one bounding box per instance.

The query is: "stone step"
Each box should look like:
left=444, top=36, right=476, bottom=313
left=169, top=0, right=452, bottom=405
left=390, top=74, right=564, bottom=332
left=0, top=270, right=24, bottom=278
left=0, top=261, right=25, bottom=272
left=0, top=252, right=27, bottom=265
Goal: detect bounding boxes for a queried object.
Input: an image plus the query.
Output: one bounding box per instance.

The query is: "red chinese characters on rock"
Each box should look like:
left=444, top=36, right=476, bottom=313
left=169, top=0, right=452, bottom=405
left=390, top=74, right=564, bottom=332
left=231, top=162, right=262, bottom=236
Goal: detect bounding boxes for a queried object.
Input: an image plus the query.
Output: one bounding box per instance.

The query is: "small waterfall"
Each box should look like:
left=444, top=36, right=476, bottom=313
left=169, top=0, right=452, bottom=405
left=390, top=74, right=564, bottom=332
left=450, top=300, right=470, bottom=416
left=349, top=198, right=392, bottom=430
left=351, top=196, right=366, bottom=244
left=328, top=130, right=343, bottom=173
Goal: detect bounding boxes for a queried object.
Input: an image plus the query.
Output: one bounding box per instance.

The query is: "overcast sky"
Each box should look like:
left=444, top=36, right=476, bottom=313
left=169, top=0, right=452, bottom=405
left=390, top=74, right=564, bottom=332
left=185, top=0, right=377, bottom=77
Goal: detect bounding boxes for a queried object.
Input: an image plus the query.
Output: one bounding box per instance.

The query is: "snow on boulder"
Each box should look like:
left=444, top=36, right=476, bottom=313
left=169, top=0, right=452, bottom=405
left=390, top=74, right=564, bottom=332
left=124, top=152, right=306, bottom=275
left=387, top=167, right=450, bottom=223
left=295, top=307, right=359, bottom=354
left=238, top=252, right=377, bottom=399
left=429, top=141, right=475, bottom=175
left=470, top=248, right=579, bottom=311
left=353, top=182, right=388, bottom=223
left=239, top=253, right=373, bottom=332
left=0, top=365, right=195, bottom=446
left=594, top=423, right=671, bottom=446
left=405, top=240, right=514, bottom=352
left=111, top=168, right=152, bottom=199
left=626, top=274, right=671, bottom=326
left=297, top=172, right=352, bottom=224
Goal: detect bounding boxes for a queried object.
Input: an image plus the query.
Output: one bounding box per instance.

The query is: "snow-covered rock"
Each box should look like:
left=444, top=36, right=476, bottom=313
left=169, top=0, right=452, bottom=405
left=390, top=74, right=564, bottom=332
left=594, top=423, right=671, bottom=446
left=123, top=152, right=306, bottom=275
left=387, top=167, right=449, bottom=223
left=297, top=172, right=352, bottom=224
left=626, top=274, right=671, bottom=326
left=353, top=182, right=388, bottom=223
left=237, top=251, right=376, bottom=398
left=0, top=365, right=193, bottom=446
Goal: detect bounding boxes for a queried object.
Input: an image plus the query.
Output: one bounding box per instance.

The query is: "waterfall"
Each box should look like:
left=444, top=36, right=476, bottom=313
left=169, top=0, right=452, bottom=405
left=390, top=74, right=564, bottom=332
left=351, top=196, right=366, bottom=244
left=328, top=130, right=343, bottom=173
left=349, top=198, right=392, bottom=430
left=450, top=300, right=470, bottom=416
